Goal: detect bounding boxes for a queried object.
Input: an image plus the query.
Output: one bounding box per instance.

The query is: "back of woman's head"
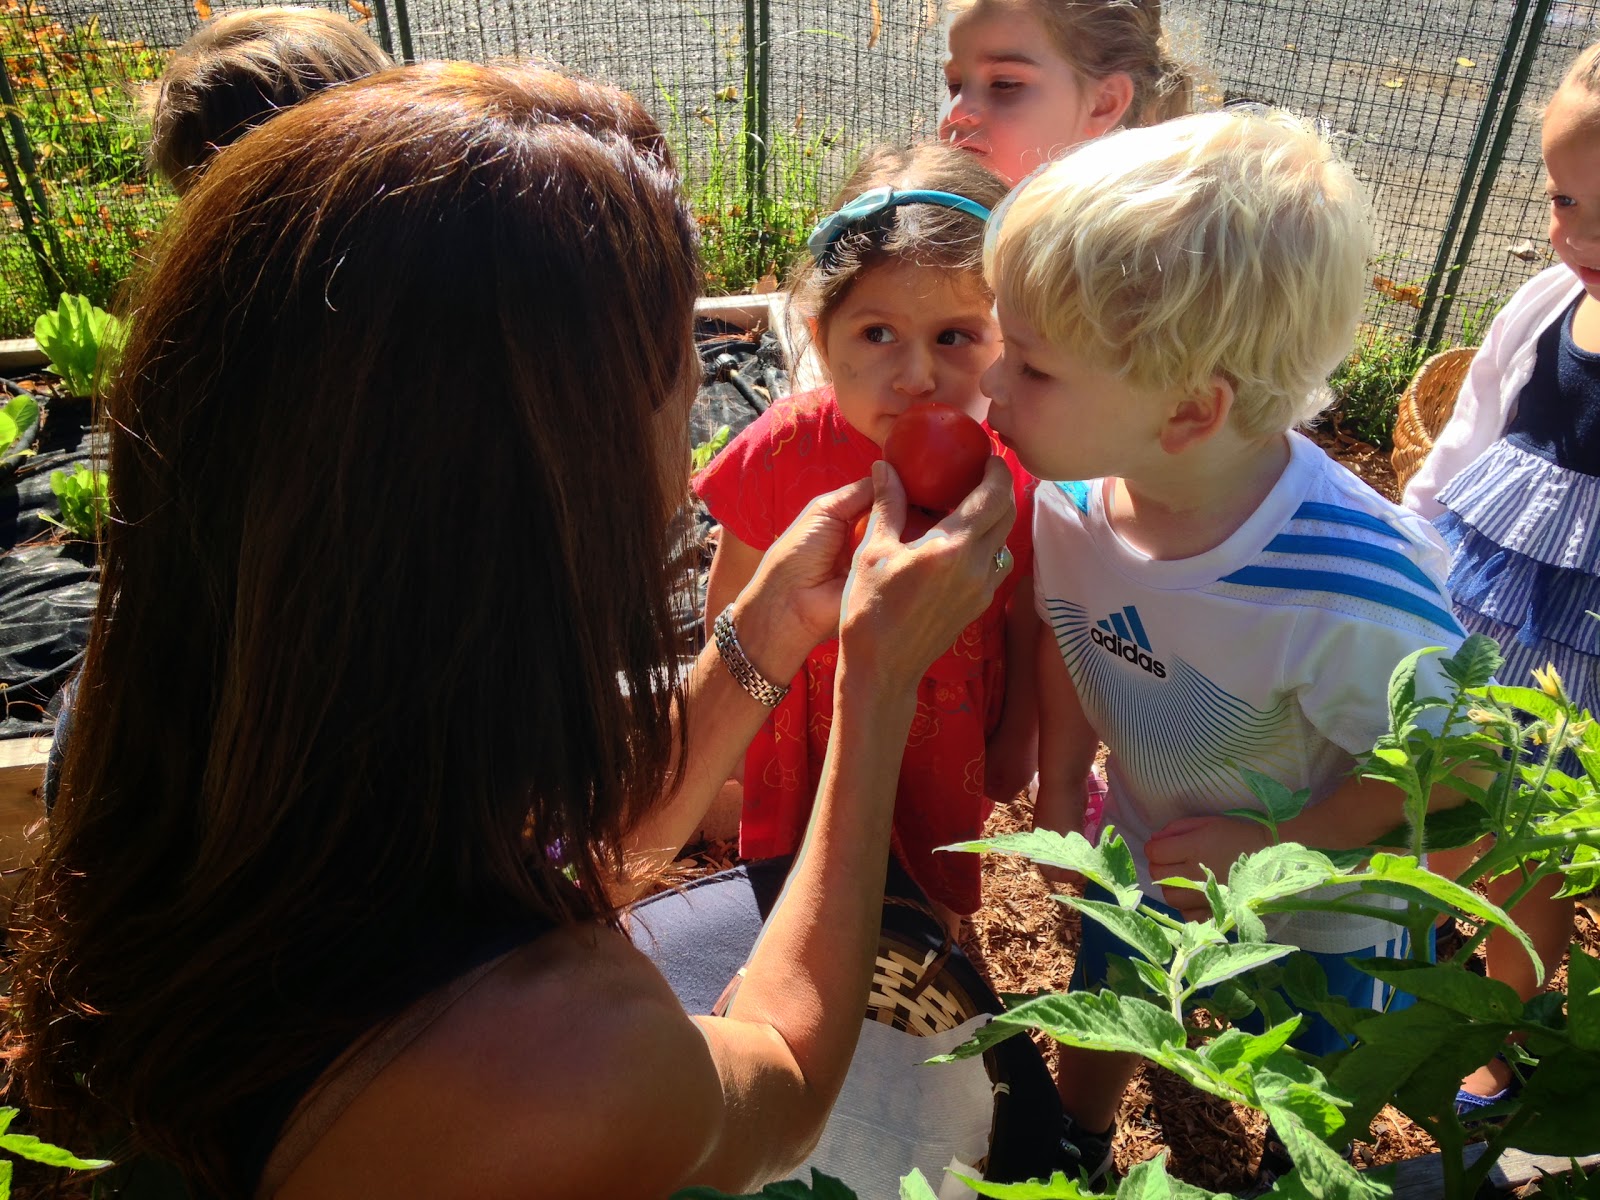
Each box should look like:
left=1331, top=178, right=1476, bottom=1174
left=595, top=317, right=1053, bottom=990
left=8, top=60, right=699, bottom=1191
left=149, top=6, right=392, bottom=192
left=945, top=0, right=1192, bottom=127
left=790, top=141, right=1010, bottom=331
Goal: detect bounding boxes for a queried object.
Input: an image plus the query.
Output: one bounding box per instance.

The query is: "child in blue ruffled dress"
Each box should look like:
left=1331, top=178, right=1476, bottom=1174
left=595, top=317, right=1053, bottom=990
left=1403, top=40, right=1600, bottom=1116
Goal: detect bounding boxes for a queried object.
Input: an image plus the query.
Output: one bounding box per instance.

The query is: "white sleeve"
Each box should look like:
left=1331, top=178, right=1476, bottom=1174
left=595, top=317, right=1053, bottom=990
left=1403, top=265, right=1577, bottom=519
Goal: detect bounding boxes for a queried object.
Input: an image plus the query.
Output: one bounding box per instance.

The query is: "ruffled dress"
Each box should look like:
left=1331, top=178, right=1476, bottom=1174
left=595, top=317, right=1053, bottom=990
left=1433, top=294, right=1600, bottom=719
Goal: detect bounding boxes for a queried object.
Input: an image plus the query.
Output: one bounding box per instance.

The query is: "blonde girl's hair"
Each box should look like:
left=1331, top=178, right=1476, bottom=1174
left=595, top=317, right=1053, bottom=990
left=1559, top=41, right=1600, bottom=95
left=987, top=108, right=1372, bottom=438
left=150, top=6, right=393, bottom=193
left=944, top=0, right=1192, bottom=128
left=787, top=141, right=1010, bottom=341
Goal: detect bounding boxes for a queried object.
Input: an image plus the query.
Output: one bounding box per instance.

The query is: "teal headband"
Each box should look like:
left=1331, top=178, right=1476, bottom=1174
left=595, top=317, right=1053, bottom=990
left=806, top=186, right=992, bottom=265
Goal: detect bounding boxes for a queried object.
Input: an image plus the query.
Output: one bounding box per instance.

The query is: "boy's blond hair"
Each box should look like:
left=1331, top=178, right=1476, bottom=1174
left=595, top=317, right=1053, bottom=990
left=986, top=107, right=1371, bottom=439
left=150, top=7, right=391, bottom=193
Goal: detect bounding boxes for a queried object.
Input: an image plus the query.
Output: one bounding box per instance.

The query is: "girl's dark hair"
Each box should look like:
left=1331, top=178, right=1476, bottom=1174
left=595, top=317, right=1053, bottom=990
left=149, top=6, right=393, bottom=193
left=788, top=141, right=1010, bottom=337
left=946, top=0, right=1194, bottom=128
left=7, top=60, right=699, bottom=1193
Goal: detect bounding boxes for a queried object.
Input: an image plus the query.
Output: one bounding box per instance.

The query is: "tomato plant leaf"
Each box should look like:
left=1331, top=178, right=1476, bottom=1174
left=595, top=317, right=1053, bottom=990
left=1508, top=1047, right=1600, bottom=1155
left=1059, top=897, right=1175, bottom=966
left=945, top=829, right=1141, bottom=907
left=1185, top=942, right=1296, bottom=993
left=1440, top=633, right=1501, bottom=690
left=1201, top=1023, right=1298, bottom=1073
left=899, top=1169, right=941, bottom=1200
left=1355, top=959, right=1523, bottom=1021
left=930, top=992, right=1187, bottom=1064
left=1565, top=949, right=1600, bottom=1051
left=0, top=1158, right=11, bottom=1200
left=937, top=1165, right=1107, bottom=1198
left=0, top=1134, right=113, bottom=1170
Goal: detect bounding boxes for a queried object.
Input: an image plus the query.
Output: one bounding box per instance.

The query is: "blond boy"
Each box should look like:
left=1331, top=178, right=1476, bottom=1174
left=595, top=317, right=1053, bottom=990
left=981, top=109, right=1465, bottom=1179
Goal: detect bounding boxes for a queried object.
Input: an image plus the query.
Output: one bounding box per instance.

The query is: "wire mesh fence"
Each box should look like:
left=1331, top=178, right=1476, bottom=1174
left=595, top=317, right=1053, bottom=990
left=3, top=0, right=1599, bottom=344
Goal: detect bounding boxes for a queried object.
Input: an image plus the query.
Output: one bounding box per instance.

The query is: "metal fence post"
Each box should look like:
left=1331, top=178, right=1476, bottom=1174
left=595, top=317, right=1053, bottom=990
left=391, top=0, right=416, bottom=64
left=741, top=0, right=770, bottom=222
left=1425, top=0, right=1555, bottom=347
left=1411, top=0, right=1533, bottom=346
left=0, top=54, right=66, bottom=306
left=371, top=0, right=397, bottom=62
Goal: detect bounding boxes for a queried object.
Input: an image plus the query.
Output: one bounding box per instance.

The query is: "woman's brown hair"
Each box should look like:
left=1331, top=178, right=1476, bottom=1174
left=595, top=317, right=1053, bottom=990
left=8, top=60, right=699, bottom=1193
left=149, top=6, right=392, bottom=193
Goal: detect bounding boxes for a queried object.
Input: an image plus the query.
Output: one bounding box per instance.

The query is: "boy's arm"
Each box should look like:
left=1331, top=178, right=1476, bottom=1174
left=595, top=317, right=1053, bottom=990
left=1033, top=630, right=1099, bottom=834
left=984, top=588, right=1041, bottom=804
left=1145, top=773, right=1468, bottom=920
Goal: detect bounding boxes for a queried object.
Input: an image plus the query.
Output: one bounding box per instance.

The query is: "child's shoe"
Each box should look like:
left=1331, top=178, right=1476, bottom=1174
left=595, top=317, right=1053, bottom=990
left=1057, top=1114, right=1116, bottom=1188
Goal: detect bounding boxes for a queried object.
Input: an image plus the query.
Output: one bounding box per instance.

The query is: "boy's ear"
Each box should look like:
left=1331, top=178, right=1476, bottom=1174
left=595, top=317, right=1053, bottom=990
left=1159, top=375, right=1234, bottom=455
left=1084, top=73, right=1136, bottom=138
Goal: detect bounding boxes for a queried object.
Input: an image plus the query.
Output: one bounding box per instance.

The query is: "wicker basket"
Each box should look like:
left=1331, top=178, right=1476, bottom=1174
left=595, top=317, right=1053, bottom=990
left=1390, top=346, right=1476, bottom=492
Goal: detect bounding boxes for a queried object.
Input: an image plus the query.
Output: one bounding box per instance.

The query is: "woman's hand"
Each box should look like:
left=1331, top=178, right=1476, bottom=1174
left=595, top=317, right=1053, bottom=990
left=730, top=477, right=874, bottom=685
left=840, top=458, right=1015, bottom=693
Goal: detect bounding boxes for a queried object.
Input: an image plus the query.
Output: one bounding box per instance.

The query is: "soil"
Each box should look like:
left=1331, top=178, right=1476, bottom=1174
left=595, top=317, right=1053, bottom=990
left=670, top=420, right=1600, bottom=1193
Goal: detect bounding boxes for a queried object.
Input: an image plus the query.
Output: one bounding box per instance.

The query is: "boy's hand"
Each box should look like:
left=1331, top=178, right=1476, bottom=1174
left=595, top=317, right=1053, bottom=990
left=1145, top=815, right=1269, bottom=921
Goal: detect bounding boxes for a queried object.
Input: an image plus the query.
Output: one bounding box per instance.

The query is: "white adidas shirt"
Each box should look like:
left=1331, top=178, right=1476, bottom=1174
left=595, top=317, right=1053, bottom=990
left=1034, top=432, right=1465, bottom=953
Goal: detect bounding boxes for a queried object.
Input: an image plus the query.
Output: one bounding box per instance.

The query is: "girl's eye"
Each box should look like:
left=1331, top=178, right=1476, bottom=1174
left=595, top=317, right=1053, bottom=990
left=990, top=78, right=1024, bottom=95
left=946, top=79, right=961, bottom=99
left=937, top=329, right=976, bottom=346
left=1552, top=194, right=1577, bottom=209
left=864, top=325, right=896, bottom=344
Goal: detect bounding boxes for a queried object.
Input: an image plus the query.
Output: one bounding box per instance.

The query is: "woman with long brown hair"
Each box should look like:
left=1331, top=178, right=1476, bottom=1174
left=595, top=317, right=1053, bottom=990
left=4, top=62, right=1016, bottom=1197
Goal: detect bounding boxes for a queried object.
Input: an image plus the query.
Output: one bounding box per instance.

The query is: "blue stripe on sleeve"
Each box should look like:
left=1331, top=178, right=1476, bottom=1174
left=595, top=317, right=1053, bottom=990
left=1293, top=502, right=1408, bottom=542
left=1220, top=566, right=1465, bottom=637
left=1263, top=534, right=1441, bottom=591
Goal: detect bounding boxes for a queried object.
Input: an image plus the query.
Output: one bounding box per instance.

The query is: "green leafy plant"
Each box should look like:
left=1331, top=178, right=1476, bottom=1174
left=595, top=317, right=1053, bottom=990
left=932, top=633, right=1600, bottom=1200
left=33, top=293, right=121, bottom=398
left=1327, top=327, right=1430, bottom=450
left=0, top=1105, right=111, bottom=1197
left=44, top=461, right=108, bottom=541
left=692, top=424, right=732, bottom=472
left=0, top=393, right=40, bottom=465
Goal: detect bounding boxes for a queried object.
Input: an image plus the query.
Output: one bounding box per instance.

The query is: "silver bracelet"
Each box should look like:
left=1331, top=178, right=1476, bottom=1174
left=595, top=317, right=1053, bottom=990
left=713, top=604, right=789, bottom=708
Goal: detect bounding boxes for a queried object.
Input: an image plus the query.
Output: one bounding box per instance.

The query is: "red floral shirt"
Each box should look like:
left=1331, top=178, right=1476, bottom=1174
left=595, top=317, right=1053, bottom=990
left=693, top=387, right=1036, bottom=912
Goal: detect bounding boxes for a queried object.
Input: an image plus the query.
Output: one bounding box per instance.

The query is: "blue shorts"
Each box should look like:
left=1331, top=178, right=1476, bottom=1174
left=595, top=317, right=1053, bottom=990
left=1070, top=884, right=1429, bottom=1057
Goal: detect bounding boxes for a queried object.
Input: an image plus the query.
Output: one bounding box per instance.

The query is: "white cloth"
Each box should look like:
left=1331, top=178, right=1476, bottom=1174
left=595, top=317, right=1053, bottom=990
left=792, top=1014, right=995, bottom=1200
left=1034, top=433, right=1465, bottom=953
left=1404, top=263, right=1586, bottom=519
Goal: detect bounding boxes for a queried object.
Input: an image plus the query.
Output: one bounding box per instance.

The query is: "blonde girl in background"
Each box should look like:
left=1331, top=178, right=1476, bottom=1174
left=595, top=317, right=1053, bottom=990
left=939, top=0, right=1193, bottom=187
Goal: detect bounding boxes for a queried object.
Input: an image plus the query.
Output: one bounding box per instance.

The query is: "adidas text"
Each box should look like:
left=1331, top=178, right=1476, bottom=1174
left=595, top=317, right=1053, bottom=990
left=1090, top=627, right=1167, bottom=678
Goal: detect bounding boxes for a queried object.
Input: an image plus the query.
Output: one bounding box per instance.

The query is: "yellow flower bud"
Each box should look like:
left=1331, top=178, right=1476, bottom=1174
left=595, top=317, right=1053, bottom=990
left=1531, top=664, right=1565, bottom=699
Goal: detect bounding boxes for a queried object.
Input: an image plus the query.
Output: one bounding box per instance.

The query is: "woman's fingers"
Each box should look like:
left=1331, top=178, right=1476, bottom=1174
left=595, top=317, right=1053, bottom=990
left=841, top=458, right=1016, bottom=688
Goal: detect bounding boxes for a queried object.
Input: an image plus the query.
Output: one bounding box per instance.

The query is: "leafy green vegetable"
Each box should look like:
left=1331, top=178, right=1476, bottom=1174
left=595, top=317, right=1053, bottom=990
left=0, top=395, right=39, bottom=466
left=43, top=462, right=109, bottom=542
left=33, top=293, right=122, bottom=399
left=692, top=424, right=732, bottom=472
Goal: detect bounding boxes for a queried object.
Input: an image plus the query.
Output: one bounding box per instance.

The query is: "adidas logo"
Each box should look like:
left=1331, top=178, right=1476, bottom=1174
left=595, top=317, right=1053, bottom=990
left=1090, top=605, right=1167, bottom=678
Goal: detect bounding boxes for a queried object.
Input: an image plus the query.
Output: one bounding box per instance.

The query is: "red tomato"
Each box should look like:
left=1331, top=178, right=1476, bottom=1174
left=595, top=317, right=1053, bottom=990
left=837, top=507, right=937, bottom=573
left=883, top=403, right=992, bottom=514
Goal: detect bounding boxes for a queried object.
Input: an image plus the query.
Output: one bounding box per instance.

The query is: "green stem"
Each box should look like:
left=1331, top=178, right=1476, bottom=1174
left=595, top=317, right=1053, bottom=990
left=1460, top=1103, right=1538, bottom=1199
